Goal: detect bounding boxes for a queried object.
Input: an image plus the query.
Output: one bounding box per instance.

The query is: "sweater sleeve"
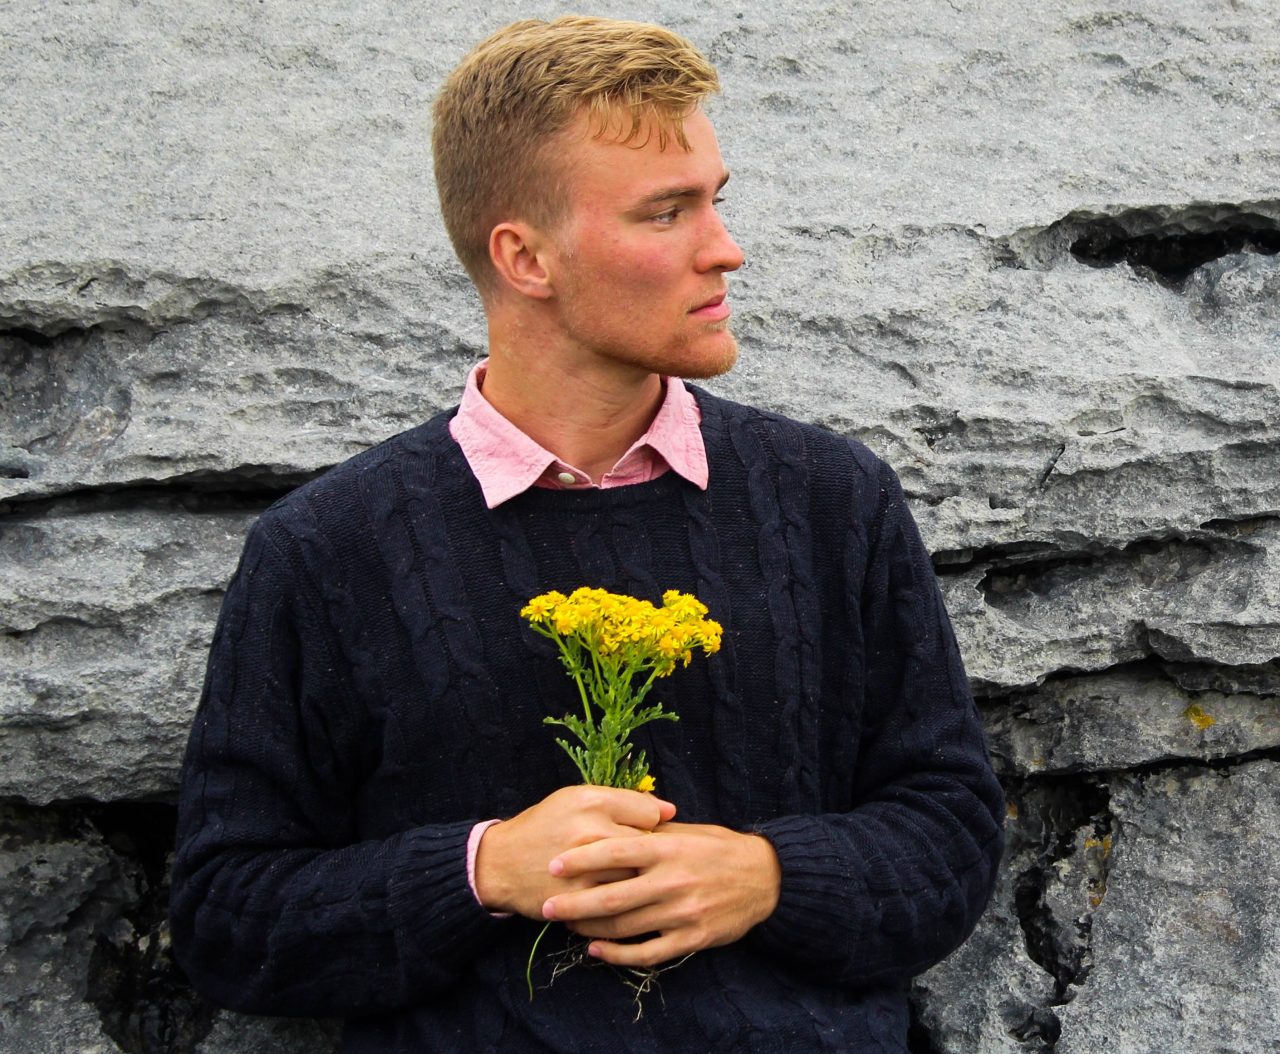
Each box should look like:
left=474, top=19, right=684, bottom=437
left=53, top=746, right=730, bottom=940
left=748, top=457, right=1005, bottom=986
left=169, top=514, right=508, bottom=1017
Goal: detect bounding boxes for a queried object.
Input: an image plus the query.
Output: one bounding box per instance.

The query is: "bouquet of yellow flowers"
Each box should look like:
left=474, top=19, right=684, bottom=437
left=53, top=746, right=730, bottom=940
left=521, top=587, right=722, bottom=792
left=519, top=586, right=722, bottom=1001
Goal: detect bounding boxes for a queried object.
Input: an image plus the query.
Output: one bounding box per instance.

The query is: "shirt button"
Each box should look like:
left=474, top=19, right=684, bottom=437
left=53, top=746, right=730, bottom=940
left=556, top=472, right=577, bottom=486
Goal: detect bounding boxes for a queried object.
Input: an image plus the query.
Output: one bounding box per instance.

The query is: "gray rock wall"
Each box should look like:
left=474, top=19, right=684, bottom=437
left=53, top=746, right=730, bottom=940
left=3, top=2, right=1277, bottom=1051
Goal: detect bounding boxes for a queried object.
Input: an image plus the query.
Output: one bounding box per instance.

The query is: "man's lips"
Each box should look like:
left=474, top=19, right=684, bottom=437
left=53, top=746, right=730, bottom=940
left=690, top=292, right=730, bottom=321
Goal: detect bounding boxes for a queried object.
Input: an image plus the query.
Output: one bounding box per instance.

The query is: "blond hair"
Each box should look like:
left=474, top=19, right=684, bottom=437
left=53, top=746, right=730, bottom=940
left=432, top=16, right=720, bottom=290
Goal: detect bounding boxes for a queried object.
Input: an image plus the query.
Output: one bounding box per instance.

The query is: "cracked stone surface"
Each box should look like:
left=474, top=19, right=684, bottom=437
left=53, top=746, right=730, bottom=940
left=0, top=806, right=132, bottom=1054
left=0, top=259, right=479, bottom=503
left=0, top=502, right=258, bottom=803
left=1056, top=761, right=1280, bottom=1053
left=0, top=802, right=339, bottom=1054
left=3, top=4, right=1279, bottom=560
left=985, top=665, right=1280, bottom=776
left=912, top=804, right=1058, bottom=1054
left=944, top=518, right=1280, bottom=693
left=914, top=780, right=1115, bottom=1053
left=3, top=1, right=1280, bottom=1051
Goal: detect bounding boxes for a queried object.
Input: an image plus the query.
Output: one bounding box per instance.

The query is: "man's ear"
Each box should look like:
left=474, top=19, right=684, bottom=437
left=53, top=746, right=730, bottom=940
left=488, top=221, right=555, bottom=300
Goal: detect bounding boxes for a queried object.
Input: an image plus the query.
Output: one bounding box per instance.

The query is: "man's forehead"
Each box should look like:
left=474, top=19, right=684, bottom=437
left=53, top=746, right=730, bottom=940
left=560, top=106, right=726, bottom=184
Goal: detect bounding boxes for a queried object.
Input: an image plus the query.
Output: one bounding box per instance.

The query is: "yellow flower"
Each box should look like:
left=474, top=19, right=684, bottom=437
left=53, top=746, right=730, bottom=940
left=520, top=591, right=565, bottom=623
left=635, top=774, right=656, bottom=793
left=523, top=586, right=722, bottom=716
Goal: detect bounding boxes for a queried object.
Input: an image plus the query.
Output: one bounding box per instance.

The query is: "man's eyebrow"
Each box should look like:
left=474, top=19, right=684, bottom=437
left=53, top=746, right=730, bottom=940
left=634, top=171, right=731, bottom=209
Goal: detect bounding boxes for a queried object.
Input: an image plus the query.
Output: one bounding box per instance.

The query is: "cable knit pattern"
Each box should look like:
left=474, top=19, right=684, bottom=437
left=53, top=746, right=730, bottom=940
left=170, top=388, right=1004, bottom=1053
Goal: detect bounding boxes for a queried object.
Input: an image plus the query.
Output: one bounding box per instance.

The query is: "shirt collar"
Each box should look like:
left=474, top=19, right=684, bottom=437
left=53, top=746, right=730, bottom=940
left=448, top=360, right=708, bottom=509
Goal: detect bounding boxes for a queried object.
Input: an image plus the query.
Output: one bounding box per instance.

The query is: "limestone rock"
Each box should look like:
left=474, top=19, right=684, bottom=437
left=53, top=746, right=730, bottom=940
left=985, top=666, right=1280, bottom=776
left=0, top=800, right=323, bottom=1053
left=0, top=502, right=257, bottom=803
left=0, top=806, right=130, bottom=1054
left=726, top=231, right=1280, bottom=559
left=10, top=1, right=1275, bottom=280
left=3, top=2, right=1278, bottom=558
left=1055, top=761, right=1280, bottom=1052
left=944, top=519, right=1280, bottom=692
left=914, top=780, right=1114, bottom=1053
left=912, top=828, right=1057, bottom=1053
left=0, top=259, right=479, bottom=504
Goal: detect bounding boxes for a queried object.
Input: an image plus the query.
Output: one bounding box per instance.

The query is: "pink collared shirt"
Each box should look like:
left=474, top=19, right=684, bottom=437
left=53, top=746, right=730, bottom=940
left=449, top=359, right=708, bottom=910
left=448, top=360, right=709, bottom=508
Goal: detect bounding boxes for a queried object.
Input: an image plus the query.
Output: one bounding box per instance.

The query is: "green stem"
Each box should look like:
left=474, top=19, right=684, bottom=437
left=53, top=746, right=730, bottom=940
left=632, top=664, right=662, bottom=707
left=570, top=657, right=593, bottom=726
left=526, top=920, right=553, bottom=1001
left=588, top=644, right=607, bottom=717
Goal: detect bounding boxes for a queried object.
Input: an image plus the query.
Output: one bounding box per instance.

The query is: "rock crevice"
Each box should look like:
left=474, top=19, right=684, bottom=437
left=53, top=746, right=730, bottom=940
left=996, top=200, right=1280, bottom=284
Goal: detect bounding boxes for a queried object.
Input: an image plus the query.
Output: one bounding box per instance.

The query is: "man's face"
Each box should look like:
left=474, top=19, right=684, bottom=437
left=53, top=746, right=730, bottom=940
left=537, top=106, right=745, bottom=380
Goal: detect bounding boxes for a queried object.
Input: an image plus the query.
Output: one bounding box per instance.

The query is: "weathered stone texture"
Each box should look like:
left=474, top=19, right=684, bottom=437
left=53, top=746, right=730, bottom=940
left=922, top=764, right=1280, bottom=1054
left=1056, top=761, right=1280, bottom=1053
left=0, top=259, right=479, bottom=503
left=3, top=0, right=1279, bottom=1050
left=911, top=825, right=1058, bottom=1053
left=914, top=781, right=1113, bottom=1053
left=1, top=503, right=257, bottom=803
left=984, top=667, right=1280, bottom=776
left=0, top=806, right=131, bottom=1054
left=944, top=518, right=1280, bottom=694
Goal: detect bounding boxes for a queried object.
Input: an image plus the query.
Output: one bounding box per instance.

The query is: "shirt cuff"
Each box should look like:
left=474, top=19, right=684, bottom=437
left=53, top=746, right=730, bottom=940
left=466, top=819, right=512, bottom=918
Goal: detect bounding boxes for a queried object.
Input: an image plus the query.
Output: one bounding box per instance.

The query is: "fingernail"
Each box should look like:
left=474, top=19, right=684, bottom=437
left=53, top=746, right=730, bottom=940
left=542, top=900, right=556, bottom=920
left=548, top=858, right=564, bottom=877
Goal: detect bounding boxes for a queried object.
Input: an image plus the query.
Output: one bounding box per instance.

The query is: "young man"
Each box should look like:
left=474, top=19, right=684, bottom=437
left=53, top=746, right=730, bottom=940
left=171, top=17, right=1004, bottom=1052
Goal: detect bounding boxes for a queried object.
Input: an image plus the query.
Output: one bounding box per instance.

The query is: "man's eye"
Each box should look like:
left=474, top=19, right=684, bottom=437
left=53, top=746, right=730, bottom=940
left=653, top=207, right=681, bottom=224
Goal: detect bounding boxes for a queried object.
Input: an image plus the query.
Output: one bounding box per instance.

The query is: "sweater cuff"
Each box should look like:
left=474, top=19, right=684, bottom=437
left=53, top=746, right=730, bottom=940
left=389, top=820, right=511, bottom=963
left=747, top=814, right=861, bottom=961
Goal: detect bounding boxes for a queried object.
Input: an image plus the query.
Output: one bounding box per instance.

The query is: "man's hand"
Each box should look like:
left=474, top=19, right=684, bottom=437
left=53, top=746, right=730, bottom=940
left=473, top=785, right=676, bottom=917
left=540, top=822, right=782, bottom=968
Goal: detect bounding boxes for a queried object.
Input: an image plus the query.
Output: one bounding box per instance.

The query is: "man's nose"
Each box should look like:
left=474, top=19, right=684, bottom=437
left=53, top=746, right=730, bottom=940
left=699, top=213, right=745, bottom=273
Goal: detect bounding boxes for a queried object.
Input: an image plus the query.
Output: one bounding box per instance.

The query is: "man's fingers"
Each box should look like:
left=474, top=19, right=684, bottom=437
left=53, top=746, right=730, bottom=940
left=576, top=867, right=637, bottom=886
left=565, top=904, right=670, bottom=940
left=550, top=830, right=662, bottom=879
left=586, top=932, right=689, bottom=969
left=565, top=785, right=675, bottom=830
left=545, top=876, right=638, bottom=922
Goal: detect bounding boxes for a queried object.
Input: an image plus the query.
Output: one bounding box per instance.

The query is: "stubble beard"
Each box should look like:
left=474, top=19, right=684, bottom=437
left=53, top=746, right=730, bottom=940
left=560, top=300, right=740, bottom=381
left=676, top=325, right=739, bottom=379
left=619, top=321, right=738, bottom=381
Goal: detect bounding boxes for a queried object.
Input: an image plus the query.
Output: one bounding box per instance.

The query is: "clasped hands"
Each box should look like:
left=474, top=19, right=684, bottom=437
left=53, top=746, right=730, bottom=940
left=473, top=785, right=781, bottom=968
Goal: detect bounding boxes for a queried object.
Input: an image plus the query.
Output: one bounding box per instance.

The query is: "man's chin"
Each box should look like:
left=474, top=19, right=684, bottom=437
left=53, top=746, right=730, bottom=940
left=674, top=335, right=739, bottom=381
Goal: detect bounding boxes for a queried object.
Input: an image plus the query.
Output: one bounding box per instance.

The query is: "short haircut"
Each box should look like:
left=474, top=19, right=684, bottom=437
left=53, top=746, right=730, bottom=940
left=432, top=16, right=720, bottom=291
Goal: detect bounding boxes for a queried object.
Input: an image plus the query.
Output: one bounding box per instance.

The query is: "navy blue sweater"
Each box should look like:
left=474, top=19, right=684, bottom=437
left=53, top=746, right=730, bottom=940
left=171, top=389, right=1004, bottom=1053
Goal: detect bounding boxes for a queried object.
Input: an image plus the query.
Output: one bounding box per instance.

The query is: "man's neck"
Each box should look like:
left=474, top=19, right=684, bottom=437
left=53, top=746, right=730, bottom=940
left=480, top=347, right=665, bottom=483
